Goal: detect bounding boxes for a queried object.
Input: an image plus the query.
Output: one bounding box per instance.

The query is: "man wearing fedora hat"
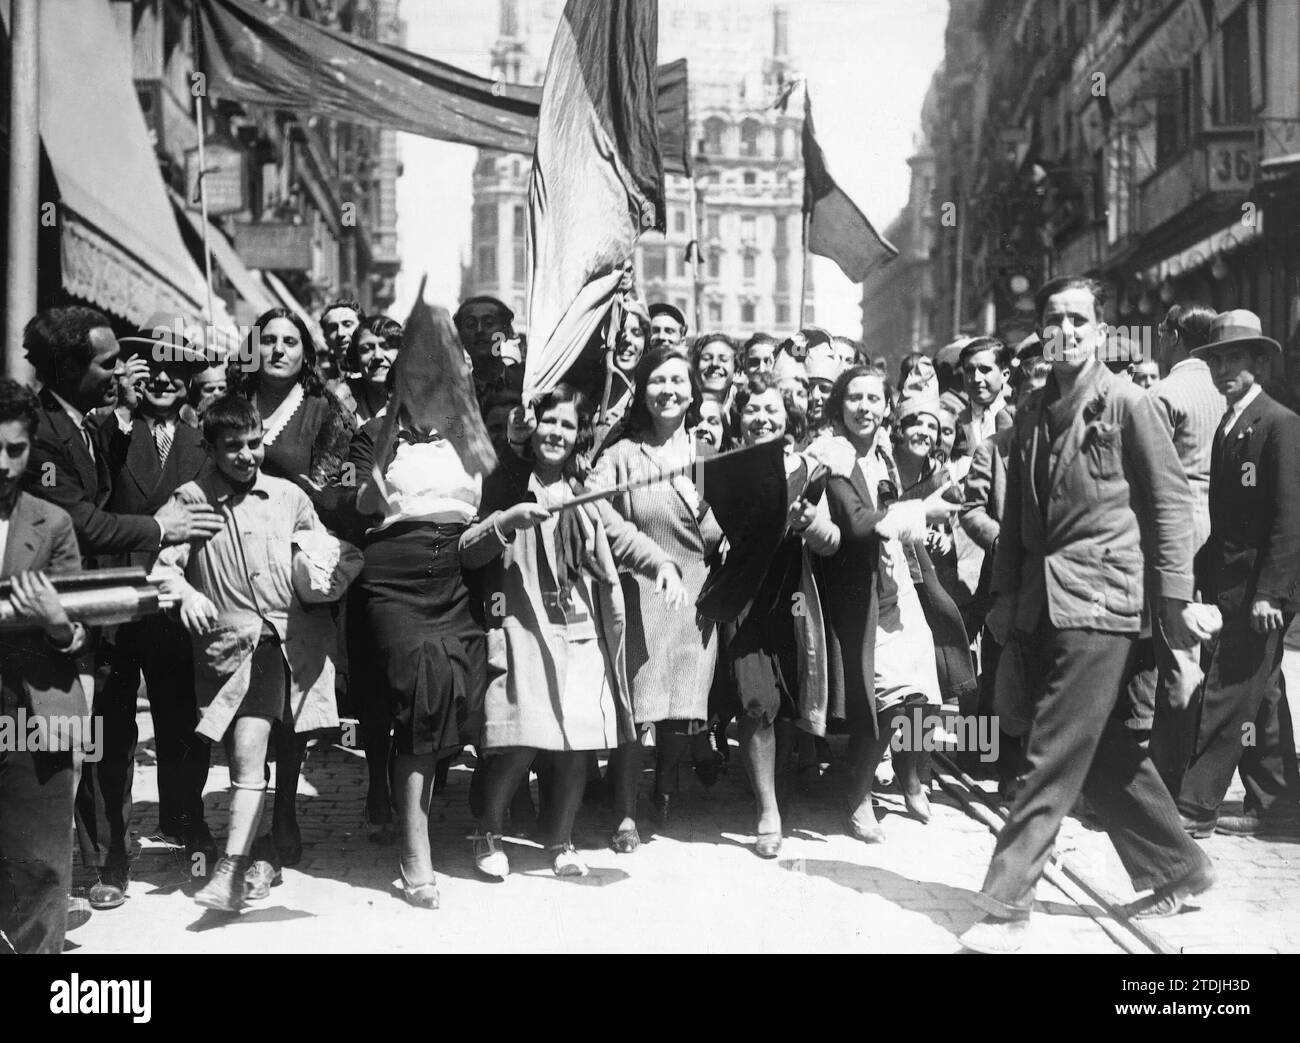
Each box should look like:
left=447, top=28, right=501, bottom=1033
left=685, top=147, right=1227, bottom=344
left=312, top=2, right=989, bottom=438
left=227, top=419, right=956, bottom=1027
left=1176, top=309, right=1300, bottom=839
left=93, top=315, right=223, bottom=890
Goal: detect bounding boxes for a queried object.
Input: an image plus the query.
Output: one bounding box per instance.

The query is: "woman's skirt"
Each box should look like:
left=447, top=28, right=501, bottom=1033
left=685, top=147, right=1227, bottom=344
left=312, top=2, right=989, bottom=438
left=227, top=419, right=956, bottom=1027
left=352, top=522, right=486, bottom=757
left=874, top=585, right=941, bottom=713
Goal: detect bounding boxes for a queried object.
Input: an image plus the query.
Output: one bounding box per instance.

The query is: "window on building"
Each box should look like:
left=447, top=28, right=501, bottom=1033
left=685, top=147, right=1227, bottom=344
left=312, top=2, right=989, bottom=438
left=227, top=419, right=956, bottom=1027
left=476, top=244, right=497, bottom=282
left=740, top=119, right=761, bottom=157
left=743, top=252, right=756, bottom=281
left=776, top=301, right=790, bottom=325
left=513, top=205, right=526, bottom=238
left=740, top=301, right=755, bottom=324
left=675, top=297, right=689, bottom=317
left=704, top=117, right=726, bottom=156
left=741, top=215, right=757, bottom=242
left=474, top=205, right=498, bottom=239
left=1154, top=69, right=1190, bottom=166
left=673, top=208, right=687, bottom=234
left=773, top=127, right=785, bottom=160
left=774, top=215, right=788, bottom=250
left=643, top=246, right=667, bottom=281
left=707, top=251, right=720, bottom=279
left=1218, top=5, right=1256, bottom=125
left=775, top=259, right=789, bottom=293
left=675, top=251, right=688, bottom=278
left=513, top=243, right=526, bottom=284
left=706, top=213, right=721, bottom=239
left=743, top=171, right=757, bottom=186
left=707, top=299, right=723, bottom=324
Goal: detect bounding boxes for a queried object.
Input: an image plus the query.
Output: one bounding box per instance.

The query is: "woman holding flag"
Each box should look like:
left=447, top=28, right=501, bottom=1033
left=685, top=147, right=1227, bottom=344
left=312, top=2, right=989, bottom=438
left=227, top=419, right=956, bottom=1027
left=461, top=385, right=686, bottom=879
left=721, top=372, right=839, bottom=858
left=588, top=347, right=723, bottom=852
left=345, top=304, right=494, bottom=910
left=819, top=368, right=963, bottom=845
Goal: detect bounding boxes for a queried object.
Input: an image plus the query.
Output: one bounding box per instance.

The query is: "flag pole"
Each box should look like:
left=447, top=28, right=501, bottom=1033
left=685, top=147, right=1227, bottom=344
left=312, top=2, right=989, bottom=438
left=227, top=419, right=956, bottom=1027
left=549, top=441, right=759, bottom=514
left=5, top=0, right=39, bottom=383
left=798, top=208, right=811, bottom=328
left=192, top=11, right=215, bottom=328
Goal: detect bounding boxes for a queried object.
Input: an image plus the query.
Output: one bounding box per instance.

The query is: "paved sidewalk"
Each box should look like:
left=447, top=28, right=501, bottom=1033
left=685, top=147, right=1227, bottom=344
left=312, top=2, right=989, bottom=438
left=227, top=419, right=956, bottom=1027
left=64, top=648, right=1300, bottom=955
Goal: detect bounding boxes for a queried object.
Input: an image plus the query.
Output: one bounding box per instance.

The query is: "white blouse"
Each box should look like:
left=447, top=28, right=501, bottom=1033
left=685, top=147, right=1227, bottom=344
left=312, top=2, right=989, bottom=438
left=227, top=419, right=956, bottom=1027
left=372, top=436, right=482, bottom=532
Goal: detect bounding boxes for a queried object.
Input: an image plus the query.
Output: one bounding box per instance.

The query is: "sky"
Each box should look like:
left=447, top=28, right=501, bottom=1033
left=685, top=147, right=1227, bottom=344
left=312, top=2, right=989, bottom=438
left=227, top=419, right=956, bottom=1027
left=391, top=0, right=949, bottom=338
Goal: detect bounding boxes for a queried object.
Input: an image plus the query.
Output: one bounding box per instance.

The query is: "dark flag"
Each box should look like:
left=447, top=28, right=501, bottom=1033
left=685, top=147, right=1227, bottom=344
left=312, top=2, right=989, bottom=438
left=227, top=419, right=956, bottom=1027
left=803, top=86, right=898, bottom=281
left=696, top=440, right=791, bottom=623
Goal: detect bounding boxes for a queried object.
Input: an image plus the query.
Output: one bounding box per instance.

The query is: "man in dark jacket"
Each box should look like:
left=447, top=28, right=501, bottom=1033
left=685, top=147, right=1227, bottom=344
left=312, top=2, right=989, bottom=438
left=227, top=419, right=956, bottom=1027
left=98, top=316, right=216, bottom=861
left=1176, top=310, right=1300, bottom=839
left=22, top=307, right=222, bottom=911
left=960, top=277, right=1215, bottom=953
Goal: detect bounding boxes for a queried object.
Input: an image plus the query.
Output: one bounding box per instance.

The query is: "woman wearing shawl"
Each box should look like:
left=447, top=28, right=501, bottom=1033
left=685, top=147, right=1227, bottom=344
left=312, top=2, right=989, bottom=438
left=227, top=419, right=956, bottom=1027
left=461, top=385, right=686, bottom=879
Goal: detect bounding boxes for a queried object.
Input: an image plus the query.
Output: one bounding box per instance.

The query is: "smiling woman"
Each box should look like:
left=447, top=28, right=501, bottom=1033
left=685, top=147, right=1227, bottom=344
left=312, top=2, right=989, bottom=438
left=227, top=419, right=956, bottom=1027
left=587, top=346, right=721, bottom=852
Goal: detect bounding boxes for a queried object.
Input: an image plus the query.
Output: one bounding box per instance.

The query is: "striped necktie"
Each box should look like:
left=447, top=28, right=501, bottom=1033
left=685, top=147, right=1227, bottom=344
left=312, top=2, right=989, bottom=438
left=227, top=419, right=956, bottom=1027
left=154, top=421, right=173, bottom=466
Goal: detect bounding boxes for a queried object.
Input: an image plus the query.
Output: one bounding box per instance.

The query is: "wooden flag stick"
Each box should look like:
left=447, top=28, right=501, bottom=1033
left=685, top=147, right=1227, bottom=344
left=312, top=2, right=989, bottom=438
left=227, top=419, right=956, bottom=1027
left=799, top=208, right=812, bottom=327
left=547, top=442, right=758, bottom=514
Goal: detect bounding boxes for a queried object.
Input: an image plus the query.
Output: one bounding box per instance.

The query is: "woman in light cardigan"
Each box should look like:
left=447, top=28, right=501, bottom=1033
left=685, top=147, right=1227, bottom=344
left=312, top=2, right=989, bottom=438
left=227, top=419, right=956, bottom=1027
left=461, top=385, right=685, bottom=879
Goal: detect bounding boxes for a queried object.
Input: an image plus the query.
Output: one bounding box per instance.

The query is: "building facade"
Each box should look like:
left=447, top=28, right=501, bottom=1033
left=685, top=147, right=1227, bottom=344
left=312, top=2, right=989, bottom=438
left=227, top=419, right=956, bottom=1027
left=147, top=0, right=405, bottom=324
left=885, top=0, right=1294, bottom=357
left=463, top=0, right=809, bottom=340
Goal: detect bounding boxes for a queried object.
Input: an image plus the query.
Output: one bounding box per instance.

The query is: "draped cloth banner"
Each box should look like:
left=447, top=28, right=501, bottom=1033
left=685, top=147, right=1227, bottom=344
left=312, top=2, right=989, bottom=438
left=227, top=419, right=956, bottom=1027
left=196, top=0, right=690, bottom=174
left=803, top=86, right=898, bottom=281
left=524, top=0, right=665, bottom=398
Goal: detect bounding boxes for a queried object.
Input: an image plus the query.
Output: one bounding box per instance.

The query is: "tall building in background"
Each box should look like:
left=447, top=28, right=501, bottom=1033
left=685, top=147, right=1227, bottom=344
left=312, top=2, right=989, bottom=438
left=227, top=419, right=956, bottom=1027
left=463, top=0, right=808, bottom=340
left=886, top=0, right=1298, bottom=358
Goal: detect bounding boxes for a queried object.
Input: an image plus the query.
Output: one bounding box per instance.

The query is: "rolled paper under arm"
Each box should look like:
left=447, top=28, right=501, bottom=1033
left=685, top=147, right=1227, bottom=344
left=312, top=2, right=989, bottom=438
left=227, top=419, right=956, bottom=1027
left=0, top=568, right=171, bottom=629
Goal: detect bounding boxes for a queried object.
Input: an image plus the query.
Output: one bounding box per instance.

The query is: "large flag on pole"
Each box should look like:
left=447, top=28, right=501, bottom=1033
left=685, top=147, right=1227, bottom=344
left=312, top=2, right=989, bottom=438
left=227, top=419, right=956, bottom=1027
left=803, top=86, right=898, bottom=281
left=524, top=0, right=665, bottom=397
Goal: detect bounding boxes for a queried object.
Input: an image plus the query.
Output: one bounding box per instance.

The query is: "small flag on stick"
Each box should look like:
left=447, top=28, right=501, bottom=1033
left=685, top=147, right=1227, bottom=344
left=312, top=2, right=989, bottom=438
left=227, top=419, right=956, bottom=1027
left=802, top=85, right=898, bottom=282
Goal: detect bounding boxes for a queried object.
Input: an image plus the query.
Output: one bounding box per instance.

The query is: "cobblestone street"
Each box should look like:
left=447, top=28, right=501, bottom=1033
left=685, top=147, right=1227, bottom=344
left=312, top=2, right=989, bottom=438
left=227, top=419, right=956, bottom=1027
left=64, top=657, right=1300, bottom=954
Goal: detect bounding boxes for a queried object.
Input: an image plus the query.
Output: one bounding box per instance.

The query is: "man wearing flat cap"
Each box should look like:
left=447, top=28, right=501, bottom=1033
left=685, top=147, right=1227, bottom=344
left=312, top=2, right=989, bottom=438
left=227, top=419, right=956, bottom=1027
left=1176, top=309, right=1300, bottom=839
left=94, top=315, right=221, bottom=885
left=648, top=301, right=688, bottom=350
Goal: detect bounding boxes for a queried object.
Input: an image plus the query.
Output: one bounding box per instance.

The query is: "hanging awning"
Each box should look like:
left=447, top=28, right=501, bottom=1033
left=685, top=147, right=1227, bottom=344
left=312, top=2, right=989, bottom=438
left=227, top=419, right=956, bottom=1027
left=198, top=0, right=692, bottom=176
left=2, top=0, right=233, bottom=332
left=168, top=189, right=276, bottom=325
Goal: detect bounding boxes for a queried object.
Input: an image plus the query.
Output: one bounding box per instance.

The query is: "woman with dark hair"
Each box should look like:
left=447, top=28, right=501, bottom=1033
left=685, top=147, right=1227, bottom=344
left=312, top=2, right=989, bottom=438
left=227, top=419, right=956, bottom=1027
left=592, top=303, right=650, bottom=454
left=229, top=308, right=355, bottom=500
left=462, top=385, right=686, bottom=878
left=715, top=372, right=838, bottom=857
left=588, top=346, right=723, bottom=851
left=819, top=367, right=968, bottom=844
left=338, top=315, right=402, bottom=423
left=226, top=307, right=354, bottom=869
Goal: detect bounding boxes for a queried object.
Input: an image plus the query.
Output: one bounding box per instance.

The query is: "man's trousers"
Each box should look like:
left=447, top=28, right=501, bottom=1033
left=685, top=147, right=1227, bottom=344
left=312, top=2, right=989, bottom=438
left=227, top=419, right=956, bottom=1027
left=976, top=622, right=1211, bottom=918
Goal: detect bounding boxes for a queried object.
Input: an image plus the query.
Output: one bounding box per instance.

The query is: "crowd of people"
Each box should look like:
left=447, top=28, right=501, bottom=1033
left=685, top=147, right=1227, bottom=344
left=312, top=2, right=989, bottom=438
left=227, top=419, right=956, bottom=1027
left=1, top=272, right=1298, bottom=954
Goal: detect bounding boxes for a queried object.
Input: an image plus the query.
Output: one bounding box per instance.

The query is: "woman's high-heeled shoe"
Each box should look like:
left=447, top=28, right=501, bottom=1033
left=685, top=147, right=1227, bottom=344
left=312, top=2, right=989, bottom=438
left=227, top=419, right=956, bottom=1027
left=754, top=830, right=782, bottom=859
left=398, top=867, right=440, bottom=909
left=610, top=827, right=641, bottom=854
left=849, top=800, right=886, bottom=843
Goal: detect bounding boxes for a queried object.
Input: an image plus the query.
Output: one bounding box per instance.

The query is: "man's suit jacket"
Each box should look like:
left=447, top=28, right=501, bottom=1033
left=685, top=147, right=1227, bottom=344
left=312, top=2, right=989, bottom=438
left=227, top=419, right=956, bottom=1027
left=0, top=492, right=88, bottom=722
left=25, top=388, right=160, bottom=562
left=100, top=415, right=208, bottom=569
left=955, top=401, right=1014, bottom=460
left=1205, top=388, right=1300, bottom=617
left=992, top=362, right=1195, bottom=634
left=960, top=425, right=1013, bottom=605
left=1147, top=358, right=1225, bottom=555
